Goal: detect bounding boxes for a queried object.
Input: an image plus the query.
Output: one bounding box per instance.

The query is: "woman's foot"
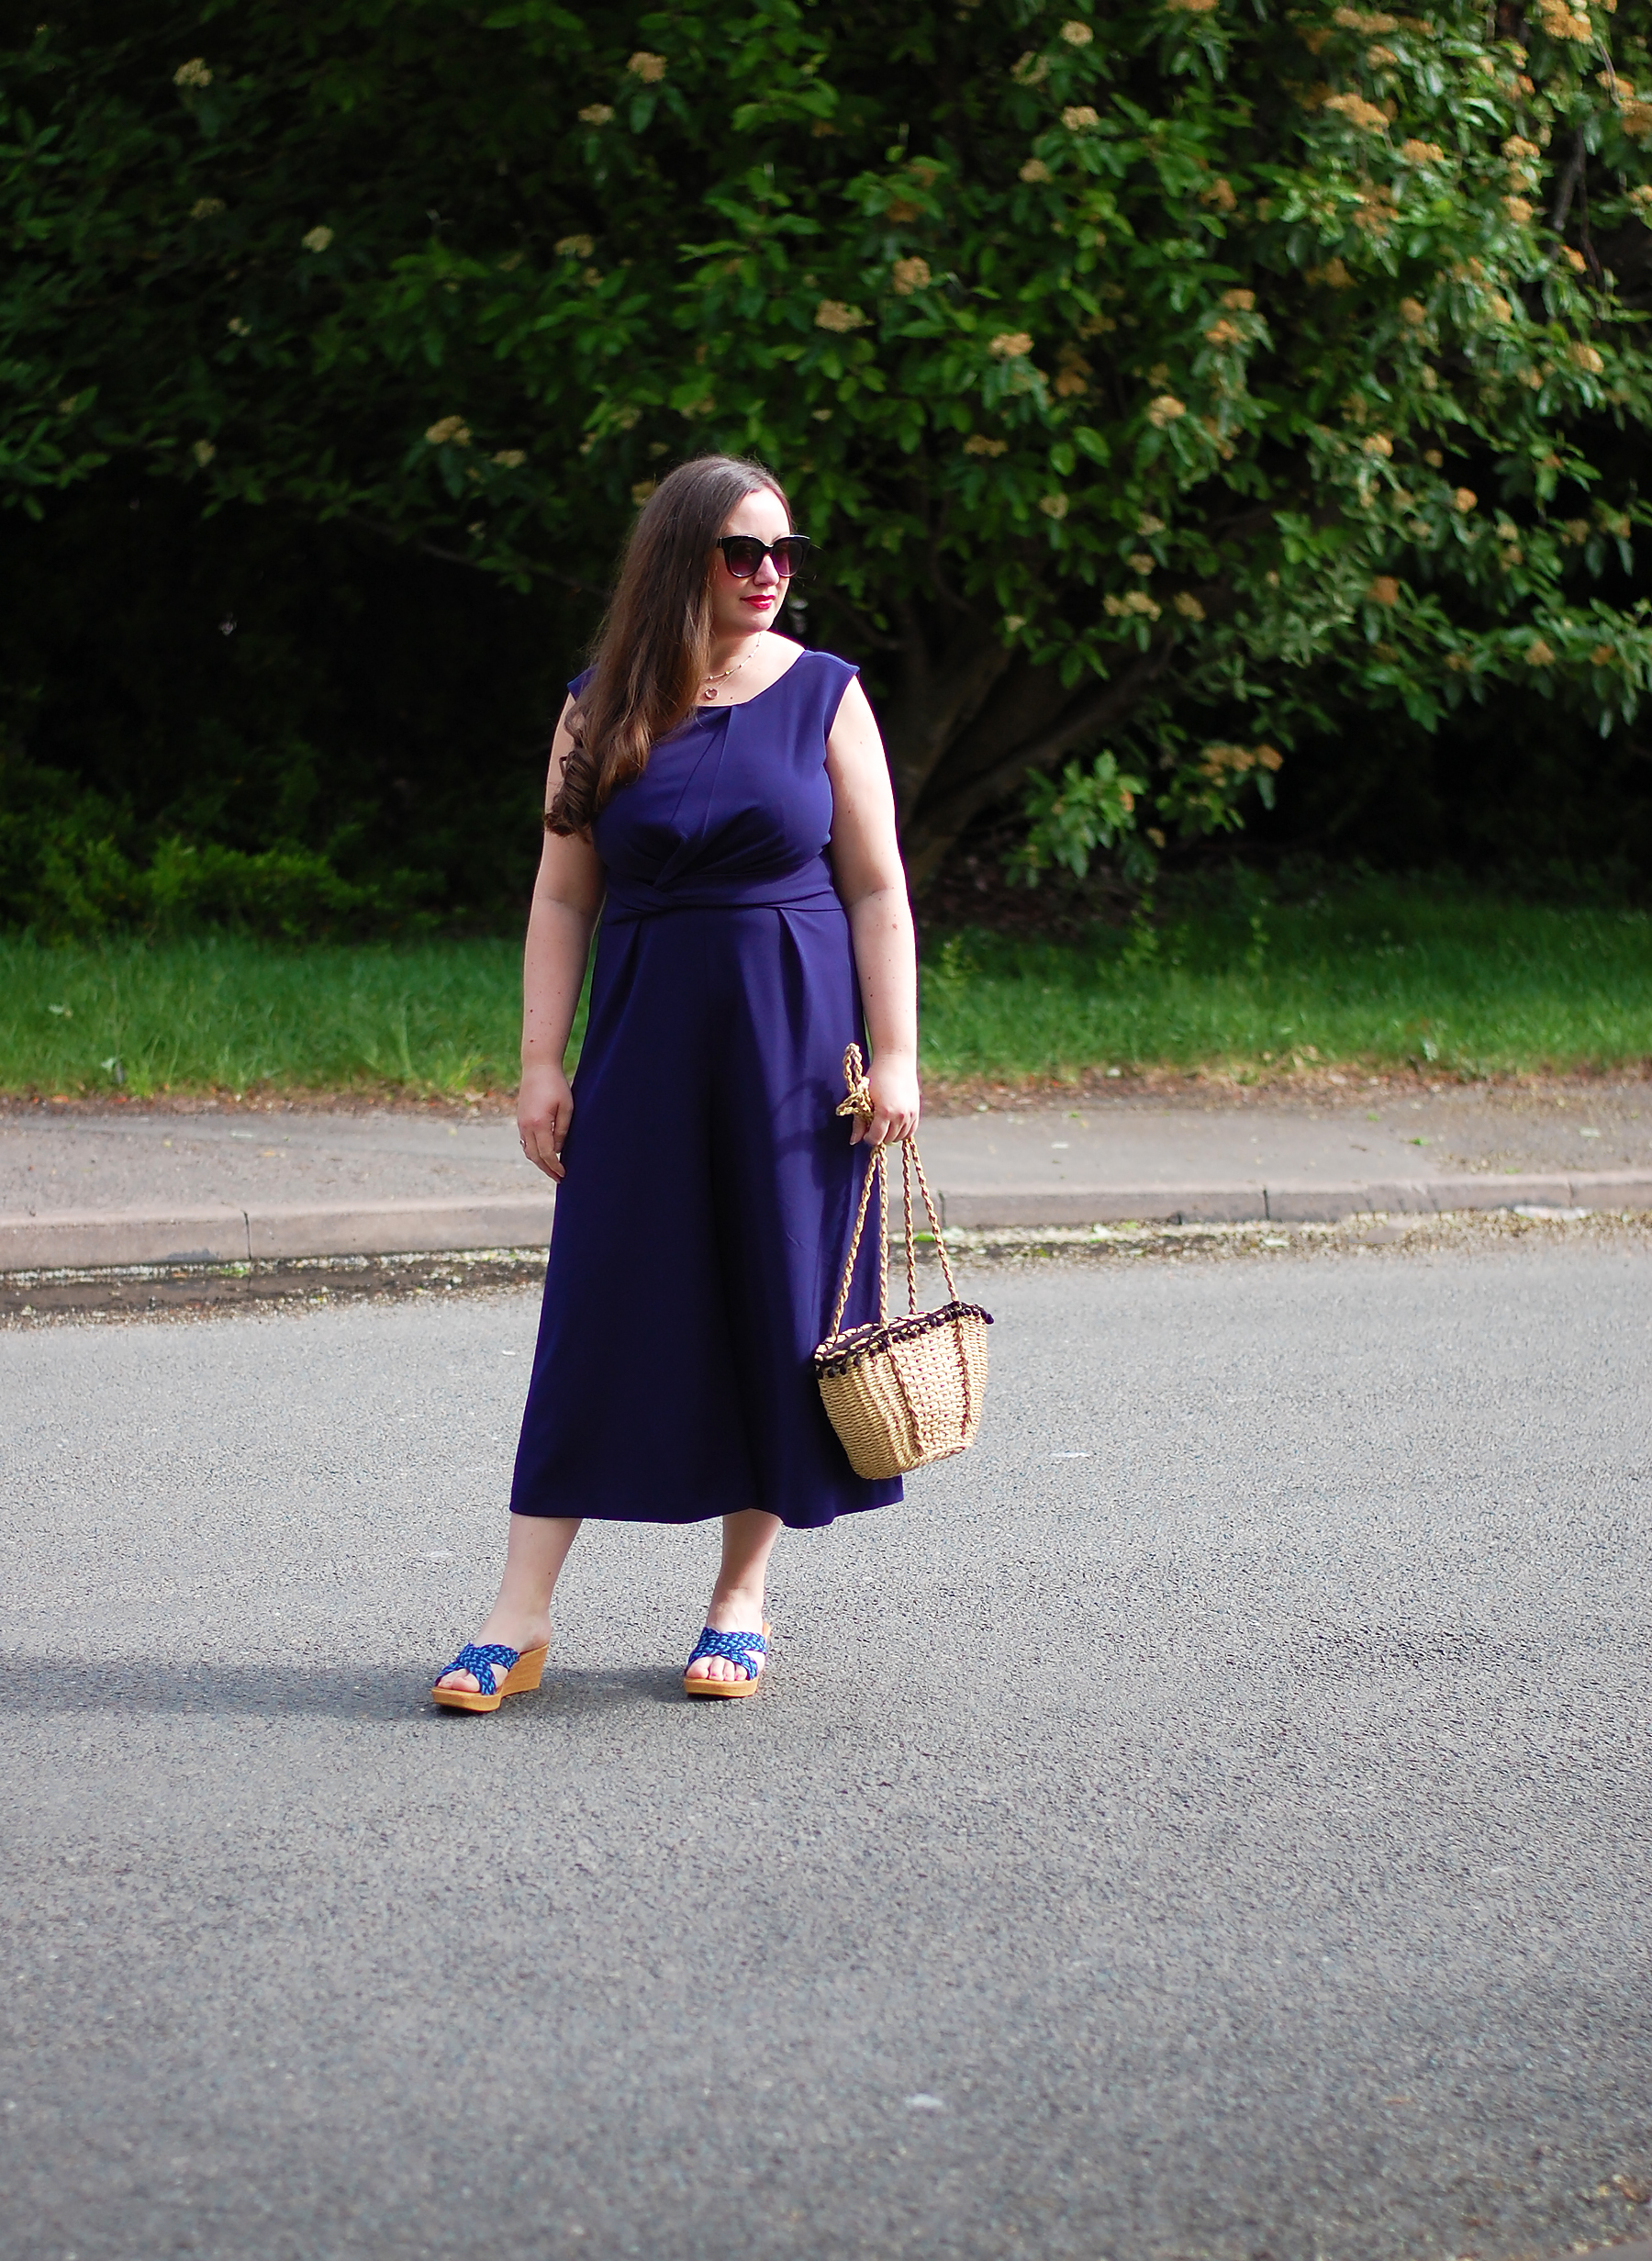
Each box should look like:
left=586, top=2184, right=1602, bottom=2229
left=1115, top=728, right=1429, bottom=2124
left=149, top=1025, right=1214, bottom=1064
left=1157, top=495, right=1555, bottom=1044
left=685, top=1509, right=783, bottom=1686
left=683, top=1594, right=768, bottom=1686
left=435, top=1611, right=552, bottom=1696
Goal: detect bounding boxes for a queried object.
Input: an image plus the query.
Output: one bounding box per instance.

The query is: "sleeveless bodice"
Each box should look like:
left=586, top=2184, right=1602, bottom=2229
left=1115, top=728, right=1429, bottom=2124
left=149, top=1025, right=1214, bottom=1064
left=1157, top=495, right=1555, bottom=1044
left=575, top=651, right=855, bottom=923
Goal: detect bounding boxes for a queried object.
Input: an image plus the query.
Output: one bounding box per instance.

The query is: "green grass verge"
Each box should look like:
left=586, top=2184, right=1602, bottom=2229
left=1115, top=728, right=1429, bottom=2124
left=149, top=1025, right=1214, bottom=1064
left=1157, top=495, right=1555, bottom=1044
left=920, top=883, right=1652, bottom=1081
left=0, top=936, right=537, bottom=1097
left=1, top=880, right=1648, bottom=1096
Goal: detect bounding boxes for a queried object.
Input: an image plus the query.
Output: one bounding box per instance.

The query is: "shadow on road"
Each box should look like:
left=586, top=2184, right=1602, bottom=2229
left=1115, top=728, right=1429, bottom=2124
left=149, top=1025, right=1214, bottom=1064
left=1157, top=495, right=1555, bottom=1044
left=0, top=1654, right=686, bottom=1721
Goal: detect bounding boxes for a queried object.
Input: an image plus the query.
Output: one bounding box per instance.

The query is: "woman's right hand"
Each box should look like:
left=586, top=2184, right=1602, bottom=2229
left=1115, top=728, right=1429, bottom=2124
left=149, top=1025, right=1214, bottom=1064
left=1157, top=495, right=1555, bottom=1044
left=518, top=1060, right=575, bottom=1181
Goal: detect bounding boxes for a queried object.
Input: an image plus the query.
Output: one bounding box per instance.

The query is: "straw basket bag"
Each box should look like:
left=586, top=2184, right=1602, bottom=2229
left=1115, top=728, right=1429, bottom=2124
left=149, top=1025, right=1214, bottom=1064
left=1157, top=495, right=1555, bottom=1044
left=813, top=1046, right=993, bottom=1482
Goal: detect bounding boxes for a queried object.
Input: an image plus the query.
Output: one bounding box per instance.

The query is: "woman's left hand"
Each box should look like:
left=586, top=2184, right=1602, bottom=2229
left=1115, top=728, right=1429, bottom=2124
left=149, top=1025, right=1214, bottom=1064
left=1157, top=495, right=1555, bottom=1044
left=850, top=1054, right=921, bottom=1147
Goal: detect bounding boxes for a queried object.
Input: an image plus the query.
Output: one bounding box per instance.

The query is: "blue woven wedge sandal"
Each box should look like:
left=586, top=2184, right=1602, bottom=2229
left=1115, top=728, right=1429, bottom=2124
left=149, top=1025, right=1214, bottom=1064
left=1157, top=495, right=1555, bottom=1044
left=431, top=1639, right=550, bottom=1716
left=682, top=1621, right=770, bottom=1700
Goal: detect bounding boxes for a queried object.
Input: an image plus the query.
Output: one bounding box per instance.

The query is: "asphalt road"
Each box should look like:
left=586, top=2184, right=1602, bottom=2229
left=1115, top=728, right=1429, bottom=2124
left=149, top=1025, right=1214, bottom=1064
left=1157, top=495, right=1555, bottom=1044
left=4, top=1239, right=1651, bottom=2261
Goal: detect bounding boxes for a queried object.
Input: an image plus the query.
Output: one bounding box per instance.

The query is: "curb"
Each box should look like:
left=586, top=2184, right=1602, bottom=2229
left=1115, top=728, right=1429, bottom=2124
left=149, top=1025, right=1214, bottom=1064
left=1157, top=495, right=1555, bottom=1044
left=934, top=1170, right=1652, bottom=1229
left=0, top=1193, right=555, bottom=1273
left=2, top=1171, right=1650, bottom=1275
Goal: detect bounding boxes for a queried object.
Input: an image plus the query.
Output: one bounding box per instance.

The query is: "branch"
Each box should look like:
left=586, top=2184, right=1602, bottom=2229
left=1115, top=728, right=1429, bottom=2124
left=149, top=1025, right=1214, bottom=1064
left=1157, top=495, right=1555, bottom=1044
left=344, top=514, right=590, bottom=592
left=1549, top=126, right=1588, bottom=236
left=901, top=635, right=1177, bottom=881
left=802, top=579, right=906, bottom=651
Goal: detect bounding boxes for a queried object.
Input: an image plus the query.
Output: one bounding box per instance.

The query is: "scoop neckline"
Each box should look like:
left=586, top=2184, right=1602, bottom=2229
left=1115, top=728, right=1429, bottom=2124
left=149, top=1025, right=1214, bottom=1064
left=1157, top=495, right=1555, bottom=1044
left=698, top=645, right=813, bottom=714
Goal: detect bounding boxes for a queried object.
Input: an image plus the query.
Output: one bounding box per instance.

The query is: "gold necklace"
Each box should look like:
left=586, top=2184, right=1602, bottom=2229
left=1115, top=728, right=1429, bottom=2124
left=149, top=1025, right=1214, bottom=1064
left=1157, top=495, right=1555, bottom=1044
left=699, top=642, right=758, bottom=702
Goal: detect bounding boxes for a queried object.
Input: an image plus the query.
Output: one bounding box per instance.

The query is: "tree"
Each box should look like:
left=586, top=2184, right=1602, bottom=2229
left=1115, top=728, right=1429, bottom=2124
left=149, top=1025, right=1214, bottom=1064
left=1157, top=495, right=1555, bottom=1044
left=6, top=0, right=1652, bottom=896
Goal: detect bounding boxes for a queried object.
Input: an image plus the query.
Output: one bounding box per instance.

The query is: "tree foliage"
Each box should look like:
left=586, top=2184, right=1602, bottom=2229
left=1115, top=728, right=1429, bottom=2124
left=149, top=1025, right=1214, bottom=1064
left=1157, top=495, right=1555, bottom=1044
left=5, top=0, right=1652, bottom=910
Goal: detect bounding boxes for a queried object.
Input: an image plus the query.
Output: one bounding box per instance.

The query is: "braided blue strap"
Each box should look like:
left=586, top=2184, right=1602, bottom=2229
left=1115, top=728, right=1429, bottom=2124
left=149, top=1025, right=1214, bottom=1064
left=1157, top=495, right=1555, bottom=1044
left=686, top=1626, right=767, bottom=1681
left=438, top=1640, right=520, bottom=1696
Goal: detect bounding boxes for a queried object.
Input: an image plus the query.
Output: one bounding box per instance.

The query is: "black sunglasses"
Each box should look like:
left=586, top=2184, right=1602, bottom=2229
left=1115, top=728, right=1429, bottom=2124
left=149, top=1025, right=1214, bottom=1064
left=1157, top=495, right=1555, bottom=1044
left=714, top=535, right=813, bottom=579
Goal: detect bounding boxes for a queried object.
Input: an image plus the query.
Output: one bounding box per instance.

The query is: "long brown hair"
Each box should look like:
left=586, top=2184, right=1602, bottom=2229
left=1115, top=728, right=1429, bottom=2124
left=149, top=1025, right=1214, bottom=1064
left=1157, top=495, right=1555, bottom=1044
left=546, top=454, right=790, bottom=834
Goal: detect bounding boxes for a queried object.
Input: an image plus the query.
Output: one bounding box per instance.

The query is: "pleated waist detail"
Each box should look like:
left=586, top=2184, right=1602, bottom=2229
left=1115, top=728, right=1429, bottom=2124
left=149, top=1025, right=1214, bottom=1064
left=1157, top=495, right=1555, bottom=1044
left=602, top=859, right=843, bottom=925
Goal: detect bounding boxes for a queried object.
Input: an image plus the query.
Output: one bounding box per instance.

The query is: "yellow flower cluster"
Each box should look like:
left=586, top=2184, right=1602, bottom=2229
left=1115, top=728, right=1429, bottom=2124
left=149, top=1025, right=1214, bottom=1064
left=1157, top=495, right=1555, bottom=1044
left=1020, top=159, right=1052, bottom=183
left=173, top=58, right=212, bottom=87
left=627, top=51, right=666, bottom=82
left=227, top=316, right=251, bottom=337
left=891, top=257, right=932, bottom=295
left=1039, top=493, right=1070, bottom=519
left=1127, top=551, right=1155, bottom=574
left=1334, top=6, right=1397, bottom=28
left=1222, top=287, right=1256, bottom=311
left=988, top=330, right=1034, bottom=358
left=1138, top=513, right=1166, bottom=534
left=492, top=449, right=527, bottom=468
left=1504, top=196, right=1535, bottom=223
left=815, top=300, right=869, bottom=332
left=301, top=225, right=333, bottom=253
left=1204, top=317, right=1243, bottom=347
left=1323, top=92, right=1390, bottom=131
left=1398, top=296, right=1426, bottom=324
left=1059, top=20, right=1094, bottom=44
left=964, top=434, right=1009, bottom=455
left=1367, top=576, right=1401, bottom=605
left=631, top=479, right=657, bottom=505
left=1012, top=52, right=1049, bottom=84
left=1164, top=0, right=1219, bottom=14
left=1306, top=257, right=1353, bottom=288
left=1199, top=743, right=1281, bottom=779
left=1105, top=590, right=1162, bottom=618
left=1400, top=138, right=1446, bottom=164
left=1569, top=341, right=1606, bottom=372
left=1062, top=106, right=1100, bottom=129
left=554, top=235, right=595, bottom=258
left=1146, top=394, right=1186, bottom=427
left=191, top=196, right=225, bottom=220
left=192, top=439, right=216, bottom=465
left=1562, top=517, right=1591, bottom=543
left=1200, top=176, right=1237, bottom=211
left=1524, top=638, right=1557, bottom=666
left=1173, top=591, right=1205, bottom=620
left=1627, top=185, right=1652, bottom=223
left=1454, top=487, right=1478, bottom=512
left=1536, top=0, right=1591, bottom=41
left=425, top=417, right=472, bottom=446
left=1362, top=431, right=1394, bottom=457
left=578, top=104, right=614, bottom=125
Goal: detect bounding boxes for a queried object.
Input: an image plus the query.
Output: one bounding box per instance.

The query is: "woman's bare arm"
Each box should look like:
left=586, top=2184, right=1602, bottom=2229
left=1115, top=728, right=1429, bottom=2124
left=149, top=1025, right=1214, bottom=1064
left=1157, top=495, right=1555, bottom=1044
left=825, top=677, right=921, bottom=1148
left=519, top=695, right=605, bottom=1181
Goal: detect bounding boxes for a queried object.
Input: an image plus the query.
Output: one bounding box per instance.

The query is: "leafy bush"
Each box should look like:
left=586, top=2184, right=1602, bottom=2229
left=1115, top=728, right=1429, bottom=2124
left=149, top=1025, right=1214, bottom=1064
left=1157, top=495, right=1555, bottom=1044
left=0, top=749, right=438, bottom=936
left=4, top=0, right=1652, bottom=908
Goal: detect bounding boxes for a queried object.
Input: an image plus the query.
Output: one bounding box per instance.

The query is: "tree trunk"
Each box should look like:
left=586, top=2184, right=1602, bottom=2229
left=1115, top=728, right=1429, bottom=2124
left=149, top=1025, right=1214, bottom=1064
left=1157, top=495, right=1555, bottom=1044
left=871, top=612, right=1177, bottom=890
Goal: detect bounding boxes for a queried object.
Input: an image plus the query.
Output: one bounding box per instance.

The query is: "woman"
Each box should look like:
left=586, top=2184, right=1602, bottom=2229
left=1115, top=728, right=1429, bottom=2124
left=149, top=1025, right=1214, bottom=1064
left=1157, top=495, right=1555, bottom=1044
left=433, top=454, right=920, bottom=1710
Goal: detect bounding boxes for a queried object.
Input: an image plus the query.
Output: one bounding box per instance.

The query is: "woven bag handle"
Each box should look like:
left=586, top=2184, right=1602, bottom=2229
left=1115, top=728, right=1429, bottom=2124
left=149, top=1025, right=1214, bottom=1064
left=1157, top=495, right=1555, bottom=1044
left=829, top=1045, right=961, bottom=1336
left=828, top=1132, right=887, bottom=1340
